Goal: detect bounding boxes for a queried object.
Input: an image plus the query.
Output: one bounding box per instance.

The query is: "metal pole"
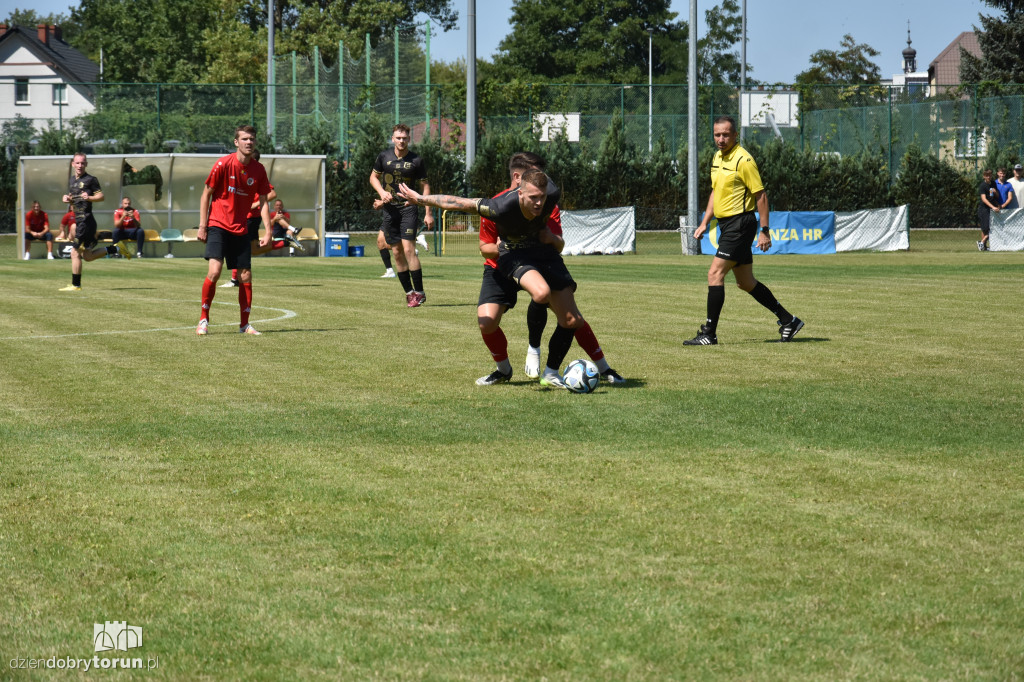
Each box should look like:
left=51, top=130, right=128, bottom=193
left=466, top=0, right=477, bottom=184
left=314, top=45, right=320, bottom=124
left=688, top=0, right=699, bottom=239
left=394, top=26, right=400, bottom=125
left=739, top=0, right=746, bottom=143
left=339, top=40, right=346, bottom=161
left=267, top=0, right=274, bottom=140
left=291, top=50, right=297, bottom=142
left=425, top=21, right=431, bottom=137
left=648, top=28, right=653, bottom=154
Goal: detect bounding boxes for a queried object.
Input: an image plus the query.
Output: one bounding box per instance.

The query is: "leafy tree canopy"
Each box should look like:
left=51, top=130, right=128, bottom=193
left=960, top=0, right=1024, bottom=84
left=794, top=34, right=881, bottom=86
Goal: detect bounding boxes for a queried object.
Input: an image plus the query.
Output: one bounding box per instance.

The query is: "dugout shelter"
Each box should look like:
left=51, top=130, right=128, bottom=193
left=18, top=153, right=326, bottom=257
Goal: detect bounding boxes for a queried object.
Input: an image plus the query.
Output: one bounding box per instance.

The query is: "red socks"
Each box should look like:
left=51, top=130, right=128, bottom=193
left=200, top=278, right=216, bottom=321
left=573, top=322, right=604, bottom=361
left=481, top=328, right=509, bottom=362
left=239, top=282, right=253, bottom=327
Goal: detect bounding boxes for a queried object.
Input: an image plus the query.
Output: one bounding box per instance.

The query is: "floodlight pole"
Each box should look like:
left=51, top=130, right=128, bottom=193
left=687, top=0, right=698, bottom=239
left=267, top=0, right=275, bottom=142
left=739, top=0, right=746, bottom=143
left=648, top=28, right=653, bottom=154
left=466, top=0, right=477, bottom=186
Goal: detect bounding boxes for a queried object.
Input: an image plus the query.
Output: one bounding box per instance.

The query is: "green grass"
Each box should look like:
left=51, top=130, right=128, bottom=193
left=1, top=250, right=1023, bottom=680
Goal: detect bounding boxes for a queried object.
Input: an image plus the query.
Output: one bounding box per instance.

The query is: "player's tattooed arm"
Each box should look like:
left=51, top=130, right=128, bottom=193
left=397, top=183, right=481, bottom=215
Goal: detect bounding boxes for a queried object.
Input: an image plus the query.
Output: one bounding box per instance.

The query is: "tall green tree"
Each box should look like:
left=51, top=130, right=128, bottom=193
left=960, top=0, right=1024, bottom=84
left=794, top=34, right=884, bottom=109
left=489, top=0, right=681, bottom=83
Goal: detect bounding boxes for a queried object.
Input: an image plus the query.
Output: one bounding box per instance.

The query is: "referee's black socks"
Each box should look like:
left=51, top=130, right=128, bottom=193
left=748, top=282, right=792, bottom=323
left=706, top=285, right=725, bottom=333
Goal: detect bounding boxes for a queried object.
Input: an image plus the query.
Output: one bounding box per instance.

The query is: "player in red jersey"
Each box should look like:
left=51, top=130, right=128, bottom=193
left=195, top=125, right=273, bottom=336
left=474, top=152, right=624, bottom=386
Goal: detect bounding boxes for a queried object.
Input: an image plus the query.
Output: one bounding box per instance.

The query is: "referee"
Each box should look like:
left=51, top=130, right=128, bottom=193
left=685, top=115, right=804, bottom=345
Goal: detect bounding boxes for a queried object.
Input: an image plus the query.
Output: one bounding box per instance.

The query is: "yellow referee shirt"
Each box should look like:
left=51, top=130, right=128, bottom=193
left=710, top=144, right=764, bottom=219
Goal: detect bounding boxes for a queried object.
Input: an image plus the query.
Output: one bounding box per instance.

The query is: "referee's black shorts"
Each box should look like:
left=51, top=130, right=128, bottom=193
left=714, top=211, right=757, bottom=266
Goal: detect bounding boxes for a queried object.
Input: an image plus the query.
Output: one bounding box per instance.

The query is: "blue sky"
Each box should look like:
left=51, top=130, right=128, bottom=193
left=22, top=0, right=992, bottom=83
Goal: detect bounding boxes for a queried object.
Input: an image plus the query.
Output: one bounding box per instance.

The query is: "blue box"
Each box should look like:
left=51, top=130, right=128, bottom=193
left=325, top=234, right=349, bottom=257
left=348, top=245, right=364, bottom=257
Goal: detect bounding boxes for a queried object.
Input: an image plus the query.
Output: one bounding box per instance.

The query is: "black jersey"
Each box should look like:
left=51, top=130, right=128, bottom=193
left=68, top=172, right=101, bottom=219
left=478, top=179, right=561, bottom=250
left=978, top=181, right=998, bottom=211
left=373, top=148, right=426, bottom=206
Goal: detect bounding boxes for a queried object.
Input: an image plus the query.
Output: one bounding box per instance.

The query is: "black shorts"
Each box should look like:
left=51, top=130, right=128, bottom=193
left=73, top=214, right=98, bottom=250
left=381, top=204, right=418, bottom=245
left=205, top=225, right=252, bottom=270
left=715, top=211, right=757, bottom=266
left=272, top=224, right=289, bottom=239
left=478, top=264, right=520, bottom=310
left=978, top=207, right=991, bottom=236
left=497, top=245, right=577, bottom=292
left=246, top=216, right=262, bottom=241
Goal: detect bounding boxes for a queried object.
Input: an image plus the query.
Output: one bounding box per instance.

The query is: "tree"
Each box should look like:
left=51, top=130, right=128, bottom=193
left=489, top=0, right=681, bottom=83
left=960, top=0, right=1024, bottom=84
left=794, top=34, right=884, bottom=110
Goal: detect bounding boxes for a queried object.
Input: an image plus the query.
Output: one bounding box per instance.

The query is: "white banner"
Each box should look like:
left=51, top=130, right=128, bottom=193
left=835, top=205, right=909, bottom=252
left=990, top=209, right=1024, bottom=251
left=560, top=206, right=635, bottom=255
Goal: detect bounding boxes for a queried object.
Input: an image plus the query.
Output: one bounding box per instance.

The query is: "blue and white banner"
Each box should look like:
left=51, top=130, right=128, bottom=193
left=699, top=211, right=835, bottom=256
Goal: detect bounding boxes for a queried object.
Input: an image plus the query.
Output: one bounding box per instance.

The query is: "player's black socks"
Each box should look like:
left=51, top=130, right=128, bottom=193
left=748, top=282, right=791, bottom=323
left=397, top=270, right=413, bottom=293
left=105, top=245, right=118, bottom=255
left=546, top=324, right=576, bottom=372
left=379, top=248, right=392, bottom=269
left=72, top=273, right=82, bottom=287
left=411, top=269, right=423, bottom=292
left=706, top=285, right=725, bottom=333
left=526, top=300, right=548, bottom=348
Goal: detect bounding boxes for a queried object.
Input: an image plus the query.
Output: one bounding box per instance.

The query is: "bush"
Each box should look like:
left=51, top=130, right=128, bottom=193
left=892, top=144, right=976, bottom=229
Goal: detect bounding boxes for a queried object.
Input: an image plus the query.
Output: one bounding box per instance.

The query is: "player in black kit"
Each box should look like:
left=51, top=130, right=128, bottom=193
left=398, top=170, right=589, bottom=389
left=369, top=124, right=434, bottom=307
left=59, top=152, right=132, bottom=291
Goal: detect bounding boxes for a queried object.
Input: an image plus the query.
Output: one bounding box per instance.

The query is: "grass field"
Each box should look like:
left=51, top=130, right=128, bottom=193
left=2, top=248, right=1023, bottom=680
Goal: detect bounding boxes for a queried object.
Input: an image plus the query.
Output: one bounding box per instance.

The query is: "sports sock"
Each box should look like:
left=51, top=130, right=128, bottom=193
left=272, top=240, right=286, bottom=250
left=105, top=245, right=118, bottom=255
left=526, top=300, right=547, bottom=348
left=397, top=270, right=413, bottom=293
left=573, top=321, right=604, bottom=362
left=545, top=324, right=576, bottom=374
left=379, top=248, right=392, bottom=270
left=411, top=268, right=423, bottom=292
left=748, top=282, right=791, bottom=323
left=239, top=282, right=253, bottom=327
left=706, top=285, right=725, bottom=333
left=72, top=273, right=82, bottom=287
left=481, top=328, right=509, bottom=363
left=231, top=269, right=239, bottom=284
left=201, top=277, right=216, bottom=321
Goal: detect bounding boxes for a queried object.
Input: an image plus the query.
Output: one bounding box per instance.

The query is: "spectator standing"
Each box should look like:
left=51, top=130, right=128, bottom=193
left=1009, top=164, right=1024, bottom=210
left=977, top=169, right=999, bottom=251
left=24, top=201, right=55, bottom=260
left=995, top=168, right=1015, bottom=211
left=60, top=152, right=132, bottom=291
left=113, top=197, right=145, bottom=258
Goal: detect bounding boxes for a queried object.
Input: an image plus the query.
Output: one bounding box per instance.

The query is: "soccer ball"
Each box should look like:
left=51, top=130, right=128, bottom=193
left=562, top=359, right=600, bottom=394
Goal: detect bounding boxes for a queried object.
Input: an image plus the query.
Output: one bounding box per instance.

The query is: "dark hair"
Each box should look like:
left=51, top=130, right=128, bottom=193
left=983, top=169, right=993, bottom=178
left=393, top=123, right=411, bottom=136
left=713, top=115, right=737, bottom=132
left=509, top=151, right=546, bottom=176
left=520, top=168, right=548, bottom=190
left=235, top=125, right=257, bottom=140
left=252, top=150, right=261, bottom=161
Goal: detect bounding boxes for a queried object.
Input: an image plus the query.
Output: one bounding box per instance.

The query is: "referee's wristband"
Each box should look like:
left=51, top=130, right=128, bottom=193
left=760, top=226, right=770, bottom=233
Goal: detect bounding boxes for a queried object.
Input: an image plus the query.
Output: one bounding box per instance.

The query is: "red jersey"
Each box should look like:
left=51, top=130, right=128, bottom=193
left=248, top=184, right=274, bottom=220
left=25, top=210, right=49, bottom=232
left=60, top=211, right=75, bottom=231
left=114, top=208, right=141, bottom=229
left=479, top=187, right=561, bottom=269
left=206, top=153, right=271, bottom=235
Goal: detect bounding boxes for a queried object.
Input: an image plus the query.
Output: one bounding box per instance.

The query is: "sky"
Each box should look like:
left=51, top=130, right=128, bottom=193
left=18, top=0, right=993, bottom=83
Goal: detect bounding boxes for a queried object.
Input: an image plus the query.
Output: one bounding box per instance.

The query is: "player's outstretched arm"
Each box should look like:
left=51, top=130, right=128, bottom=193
left=397, top=183, right=481, bottom=215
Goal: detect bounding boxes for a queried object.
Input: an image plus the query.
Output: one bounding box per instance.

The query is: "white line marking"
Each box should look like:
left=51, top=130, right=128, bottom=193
left=0, top=300, right=297, bottom=340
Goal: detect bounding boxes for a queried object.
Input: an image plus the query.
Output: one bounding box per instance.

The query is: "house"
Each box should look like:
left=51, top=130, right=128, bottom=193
left=928, top=31, right=981, bottom=94
left=0, top=24, right=99, bottom=133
